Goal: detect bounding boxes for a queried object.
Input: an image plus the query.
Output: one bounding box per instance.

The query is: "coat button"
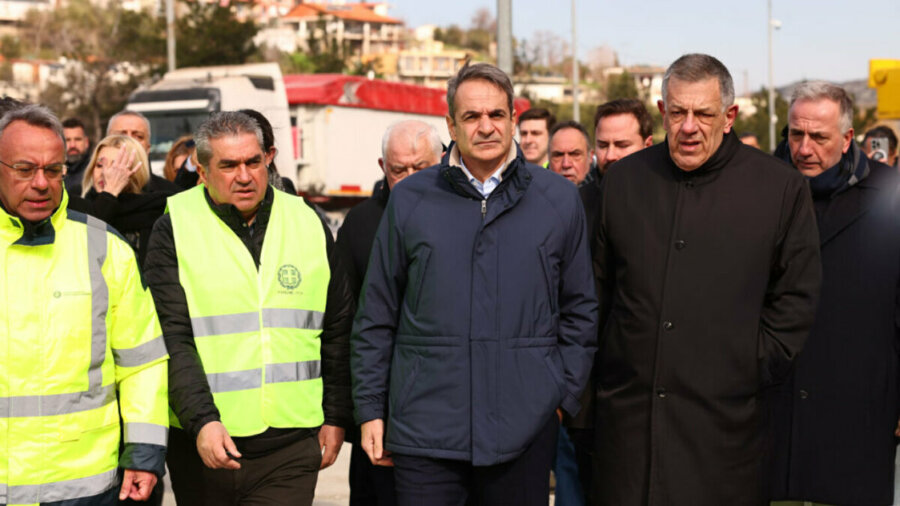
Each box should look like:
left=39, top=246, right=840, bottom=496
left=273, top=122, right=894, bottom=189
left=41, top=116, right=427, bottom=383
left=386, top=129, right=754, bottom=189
left=663, top=321, right=674, bottom=330
left=674, top=240, right=686, bottom=250
left=685, top=181, right=695, bottom=188
left=799, top=389, right=809, bottom=399
left=657, top=388, right=667, bottom=398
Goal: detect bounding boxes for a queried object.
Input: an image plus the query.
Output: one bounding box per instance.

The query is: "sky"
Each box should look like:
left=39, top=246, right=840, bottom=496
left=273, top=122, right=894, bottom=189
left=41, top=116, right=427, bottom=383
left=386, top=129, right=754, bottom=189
left=387, top=0, right=900, bottom=93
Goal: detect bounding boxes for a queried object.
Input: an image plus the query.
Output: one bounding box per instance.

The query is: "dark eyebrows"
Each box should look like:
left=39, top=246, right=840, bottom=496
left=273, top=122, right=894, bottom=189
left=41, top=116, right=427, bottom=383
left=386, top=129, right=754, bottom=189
left=218, top=154, right=263, bottom=167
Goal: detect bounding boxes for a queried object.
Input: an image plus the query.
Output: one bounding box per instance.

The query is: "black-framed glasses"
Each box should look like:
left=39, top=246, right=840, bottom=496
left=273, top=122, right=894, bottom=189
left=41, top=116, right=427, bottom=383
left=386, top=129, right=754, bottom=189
left=0, top=160, right=66, bottom=181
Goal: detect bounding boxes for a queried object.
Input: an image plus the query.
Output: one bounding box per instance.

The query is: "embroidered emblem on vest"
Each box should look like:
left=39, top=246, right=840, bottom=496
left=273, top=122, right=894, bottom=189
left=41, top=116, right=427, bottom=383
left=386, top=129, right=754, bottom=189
left=278, top=264, right=301, bottom=290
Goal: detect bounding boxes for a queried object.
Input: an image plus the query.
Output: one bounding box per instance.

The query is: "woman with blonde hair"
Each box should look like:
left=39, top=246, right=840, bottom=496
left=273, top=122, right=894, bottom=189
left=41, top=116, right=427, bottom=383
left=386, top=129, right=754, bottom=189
left=81, top=134, right=179, bottom=266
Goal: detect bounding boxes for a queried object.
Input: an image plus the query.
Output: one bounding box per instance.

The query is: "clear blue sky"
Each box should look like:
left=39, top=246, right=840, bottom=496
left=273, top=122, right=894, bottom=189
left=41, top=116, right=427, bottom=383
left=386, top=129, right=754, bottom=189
left=388, top=0, right=900, bottom=93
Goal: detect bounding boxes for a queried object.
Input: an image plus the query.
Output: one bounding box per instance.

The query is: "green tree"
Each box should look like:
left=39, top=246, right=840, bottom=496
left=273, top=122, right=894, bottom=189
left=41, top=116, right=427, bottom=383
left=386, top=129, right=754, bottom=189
left=435, top=25, right=464, bottom=47
left=732, top=87, right=789, bottom=151
left=176, top=1, right=259, bottom=68
left=605, top=71, right=639, bottom=101
left=21, top=0, right=165, bottom=138
left=0, top=35, right=22, bottom=60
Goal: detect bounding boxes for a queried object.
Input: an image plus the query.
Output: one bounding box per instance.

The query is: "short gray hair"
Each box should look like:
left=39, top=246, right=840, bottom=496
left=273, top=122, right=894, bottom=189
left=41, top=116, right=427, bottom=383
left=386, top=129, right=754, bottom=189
left=0, top=104, right=65, bottom=148
left=107, top=110, right=151, bottom=138
left=194, top=111, right=264, bottom=167
left=662, top=53, right=735, bottom=111
left=447, top=62, right=514, bottom=121
left=790, top=81, right=854, bottom=134
left=381, top=120, right=442, bottom=160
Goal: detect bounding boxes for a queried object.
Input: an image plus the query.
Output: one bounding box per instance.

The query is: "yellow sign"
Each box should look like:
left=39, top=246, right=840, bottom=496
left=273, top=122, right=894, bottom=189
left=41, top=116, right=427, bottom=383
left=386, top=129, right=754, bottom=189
left=870, top=60, right=900, bottom=119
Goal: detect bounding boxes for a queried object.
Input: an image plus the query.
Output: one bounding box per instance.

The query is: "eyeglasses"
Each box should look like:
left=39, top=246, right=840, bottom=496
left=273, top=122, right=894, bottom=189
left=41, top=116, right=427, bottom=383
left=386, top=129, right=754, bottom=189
left=0, top=160, right=66, bottom=181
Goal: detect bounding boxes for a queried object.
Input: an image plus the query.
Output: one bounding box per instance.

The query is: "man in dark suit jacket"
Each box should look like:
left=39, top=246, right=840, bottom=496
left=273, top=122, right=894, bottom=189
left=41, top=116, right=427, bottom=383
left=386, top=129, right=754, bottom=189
left=770, top=81, right=900, bottom=506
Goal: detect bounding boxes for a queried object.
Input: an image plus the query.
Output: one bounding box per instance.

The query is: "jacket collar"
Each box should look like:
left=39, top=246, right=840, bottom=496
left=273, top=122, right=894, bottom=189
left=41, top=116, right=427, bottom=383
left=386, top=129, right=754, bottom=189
left=440, top=141, right=533, bottom=225
left=0, top=188, right=68, bottom=246
left=203, top=184, right=274, bottom=234
left=812, top=145, right=885, bottom=247
left=441, top=141, right=523, bottom=199
left=664, top=130, right=741, bottom=184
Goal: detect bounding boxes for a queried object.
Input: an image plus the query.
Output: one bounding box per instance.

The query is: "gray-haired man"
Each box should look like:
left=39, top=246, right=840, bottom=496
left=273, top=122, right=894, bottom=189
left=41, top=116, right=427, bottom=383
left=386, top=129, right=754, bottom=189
left=144, top=111, right=354, bottom=506
left=591, top=53, right=821, bottom=505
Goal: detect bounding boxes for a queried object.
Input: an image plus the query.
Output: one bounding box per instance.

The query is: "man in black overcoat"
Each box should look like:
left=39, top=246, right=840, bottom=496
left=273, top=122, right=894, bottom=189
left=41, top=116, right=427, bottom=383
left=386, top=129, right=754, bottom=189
left=590, top=53, right=822, bottom=506
left=769, top=81, right=900, bottom=506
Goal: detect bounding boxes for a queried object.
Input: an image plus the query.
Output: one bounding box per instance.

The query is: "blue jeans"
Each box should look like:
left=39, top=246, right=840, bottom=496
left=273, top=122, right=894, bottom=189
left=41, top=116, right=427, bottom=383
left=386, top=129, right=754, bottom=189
left=553, top=426, right=585, bottom=506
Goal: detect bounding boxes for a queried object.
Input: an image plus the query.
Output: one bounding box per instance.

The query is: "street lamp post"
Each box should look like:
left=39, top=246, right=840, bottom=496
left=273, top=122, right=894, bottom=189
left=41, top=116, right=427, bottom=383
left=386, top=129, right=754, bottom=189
left=166, top=0, right=176, bottom=72
left=572, top=0, right=579, bottom=122
left=767, top=0, right=780, bottom=151
left=497, top=0, right=513, bottom=75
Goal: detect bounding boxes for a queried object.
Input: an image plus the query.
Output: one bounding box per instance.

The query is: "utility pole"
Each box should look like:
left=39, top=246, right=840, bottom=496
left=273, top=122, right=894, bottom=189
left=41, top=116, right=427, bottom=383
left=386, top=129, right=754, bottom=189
left=497, top=0, right=513, bottom=75
left=571, top=0, right=579, bottom=122
left=767, top=0, right=775, bottom=151
left=166, top=0, right=176, bottom=72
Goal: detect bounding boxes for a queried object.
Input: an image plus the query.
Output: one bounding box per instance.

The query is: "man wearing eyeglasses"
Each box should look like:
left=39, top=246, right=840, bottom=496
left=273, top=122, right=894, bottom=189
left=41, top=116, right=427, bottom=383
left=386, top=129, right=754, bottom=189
left=0, top=104, right=169, bottom=505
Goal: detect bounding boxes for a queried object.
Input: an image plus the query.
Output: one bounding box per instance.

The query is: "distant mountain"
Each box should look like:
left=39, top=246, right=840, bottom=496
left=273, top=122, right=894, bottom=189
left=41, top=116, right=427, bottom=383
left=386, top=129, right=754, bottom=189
left=777, top=79, right=876, bottom=109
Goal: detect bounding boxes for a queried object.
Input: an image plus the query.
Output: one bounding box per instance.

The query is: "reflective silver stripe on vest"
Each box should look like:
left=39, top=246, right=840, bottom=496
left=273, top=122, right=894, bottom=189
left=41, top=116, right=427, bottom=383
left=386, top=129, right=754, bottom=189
left=0, top=467, right=117, bottom=504
left=265, top=361, right=321, bottom=384
left=86, top=215, right=108, bottom=390
left=191, top=312, right=260, bottom=338
left=207, top=369, right=262, bottom=393
left=113, top=335, right=167, bottom=368
left=261, top=308, right=325, bottom=331
left=124, top=422, right=168, bottom=446
left=0, top=384, right=116, bottom=418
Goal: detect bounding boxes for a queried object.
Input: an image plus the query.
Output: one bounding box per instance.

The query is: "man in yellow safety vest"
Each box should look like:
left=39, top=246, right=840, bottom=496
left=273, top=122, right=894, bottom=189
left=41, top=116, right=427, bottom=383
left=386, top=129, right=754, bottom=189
left=0, top=105, right=169, bottom=505
left=144, top=111, right=353, bottom=505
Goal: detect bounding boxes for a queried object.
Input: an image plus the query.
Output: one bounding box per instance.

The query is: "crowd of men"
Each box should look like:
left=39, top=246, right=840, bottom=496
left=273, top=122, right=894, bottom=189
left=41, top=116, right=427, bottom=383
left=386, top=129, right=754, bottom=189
left=2, top=51, right=899, bottom=506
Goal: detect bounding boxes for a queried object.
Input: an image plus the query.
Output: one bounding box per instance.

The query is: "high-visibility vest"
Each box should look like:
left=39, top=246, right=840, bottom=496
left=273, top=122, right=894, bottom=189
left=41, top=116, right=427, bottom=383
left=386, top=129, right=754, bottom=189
left=168, top=186, right=330, bottom=436
left=0, top=191, right=169, bottom=506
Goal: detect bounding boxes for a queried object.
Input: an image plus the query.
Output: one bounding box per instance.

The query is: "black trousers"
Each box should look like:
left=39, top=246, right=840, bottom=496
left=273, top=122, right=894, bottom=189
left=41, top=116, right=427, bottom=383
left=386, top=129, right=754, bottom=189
left=349, top=439, right=397, bottom=506
left=167, top=427, right=321, bottom=506
left=392, top=415, right=558, bottom=506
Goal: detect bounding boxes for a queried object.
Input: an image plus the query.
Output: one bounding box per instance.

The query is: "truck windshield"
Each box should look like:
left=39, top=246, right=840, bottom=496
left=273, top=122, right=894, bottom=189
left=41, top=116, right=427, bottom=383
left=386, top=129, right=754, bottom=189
left=145, top=111, right=211, bottom=161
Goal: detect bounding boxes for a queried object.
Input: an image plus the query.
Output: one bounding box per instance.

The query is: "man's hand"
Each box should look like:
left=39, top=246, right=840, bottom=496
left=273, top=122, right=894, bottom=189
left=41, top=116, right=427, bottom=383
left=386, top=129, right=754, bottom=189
left=318, top=424, right=345, bottom=469
left=196, top=421, right=242, bottom=470
left=360, top=419, right=393, bottom=467
left=119, top=469, right=158, bottom=501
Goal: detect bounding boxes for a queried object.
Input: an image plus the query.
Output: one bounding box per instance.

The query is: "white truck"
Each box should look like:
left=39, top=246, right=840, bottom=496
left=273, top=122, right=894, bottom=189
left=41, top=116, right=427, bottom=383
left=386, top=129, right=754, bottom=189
left=126, top=63, right=295, bottom=181
left=126, top=64, right=478, bottom=201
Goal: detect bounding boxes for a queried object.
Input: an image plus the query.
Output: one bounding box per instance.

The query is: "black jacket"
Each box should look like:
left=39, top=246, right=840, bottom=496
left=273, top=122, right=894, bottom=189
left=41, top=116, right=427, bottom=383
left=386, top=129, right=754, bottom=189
left=592, top=131, right=821, bottom=506
left=335, top=179, right=389, bottom=298
left=82, top=174, right=179, bottom=267
left=144, top=186, right=354, bottom=455
left=769, top=144, right=900, bottom=505
left=64, top=148, right=92, bottom=197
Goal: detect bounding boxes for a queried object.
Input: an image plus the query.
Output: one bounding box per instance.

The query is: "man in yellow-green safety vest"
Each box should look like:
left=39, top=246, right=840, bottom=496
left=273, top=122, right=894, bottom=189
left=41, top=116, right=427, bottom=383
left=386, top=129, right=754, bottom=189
left=144, top=111, right=354, bottom=506
left=0, top=105, right=169, bottom=505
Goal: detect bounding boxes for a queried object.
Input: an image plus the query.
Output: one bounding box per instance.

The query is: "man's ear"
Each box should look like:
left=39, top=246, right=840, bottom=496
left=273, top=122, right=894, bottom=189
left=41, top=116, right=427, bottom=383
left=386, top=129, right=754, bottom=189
left=842, top=128, right=854, bottom=154
left=446, top=115, right=457, bottom=142
left=197, top=164, right=207, bottom=184
left=723, top=104, right=739, bottom=133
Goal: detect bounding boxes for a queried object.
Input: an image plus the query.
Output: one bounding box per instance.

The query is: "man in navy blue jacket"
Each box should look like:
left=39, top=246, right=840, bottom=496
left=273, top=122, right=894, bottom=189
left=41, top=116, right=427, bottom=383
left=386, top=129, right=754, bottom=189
left=351, top=62, right=598, bottom=506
